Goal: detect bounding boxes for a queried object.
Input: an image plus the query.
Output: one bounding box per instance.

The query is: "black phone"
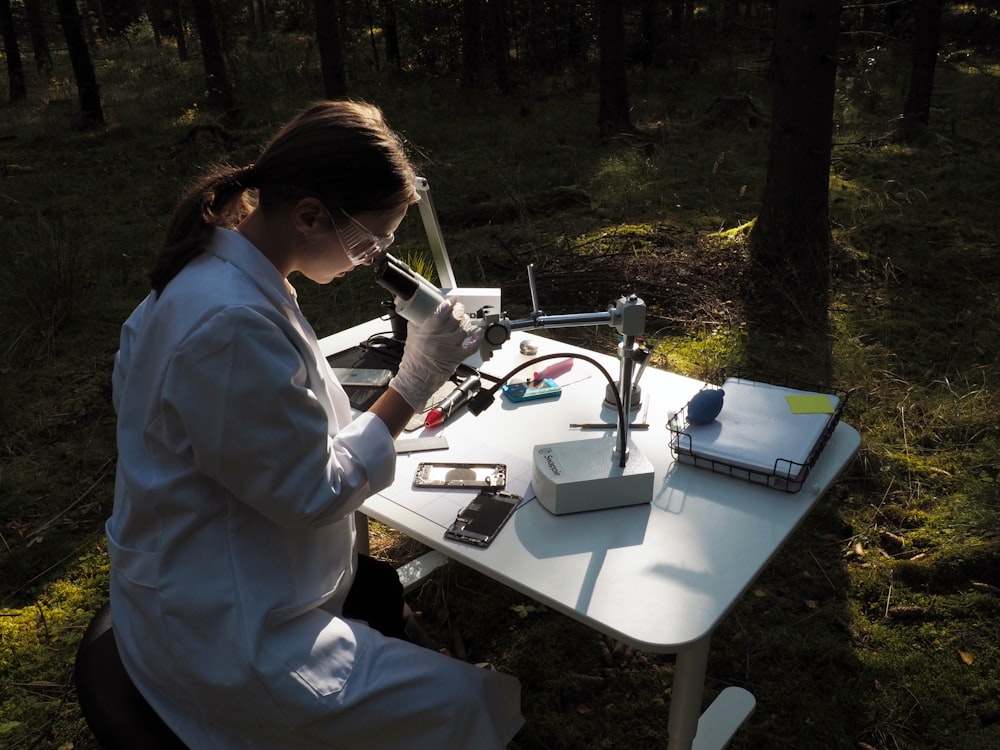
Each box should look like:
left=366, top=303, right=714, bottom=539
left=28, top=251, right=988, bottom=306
left=444, top=490, right=521, bottom=547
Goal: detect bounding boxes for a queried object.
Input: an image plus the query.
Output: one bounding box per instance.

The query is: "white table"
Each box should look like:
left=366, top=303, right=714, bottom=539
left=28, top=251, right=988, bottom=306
left=320, top=318, right=861, bottom=750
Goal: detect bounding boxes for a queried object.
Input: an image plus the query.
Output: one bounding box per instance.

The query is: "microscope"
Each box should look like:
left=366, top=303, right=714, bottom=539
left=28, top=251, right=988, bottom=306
left=373, top=253, right=655, bottom=515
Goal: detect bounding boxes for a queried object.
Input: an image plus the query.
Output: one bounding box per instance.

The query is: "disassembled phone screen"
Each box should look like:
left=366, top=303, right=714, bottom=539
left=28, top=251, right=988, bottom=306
left=413, top=462, right=507, bottom=489
left=332, top=367, right=393, bottom=387
left=445, top=489, right=522, bottom=547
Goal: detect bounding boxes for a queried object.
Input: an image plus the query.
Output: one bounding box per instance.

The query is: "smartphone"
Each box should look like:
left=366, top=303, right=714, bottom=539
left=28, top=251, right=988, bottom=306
left=332, top=367, right=393, bottom=387
left=413, top=462, right=507, bottom=489
left=445, top=490, right=522, bottom=547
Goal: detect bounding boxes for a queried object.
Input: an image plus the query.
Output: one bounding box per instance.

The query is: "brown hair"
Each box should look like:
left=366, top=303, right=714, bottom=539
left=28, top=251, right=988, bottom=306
left=149, top=100, right=418, bottom=294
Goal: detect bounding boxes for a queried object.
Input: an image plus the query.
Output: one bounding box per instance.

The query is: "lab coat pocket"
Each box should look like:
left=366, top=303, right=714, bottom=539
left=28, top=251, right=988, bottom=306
left=106, top=531, right=160, bottom=588
left=259, top=603, right=370, bottom=709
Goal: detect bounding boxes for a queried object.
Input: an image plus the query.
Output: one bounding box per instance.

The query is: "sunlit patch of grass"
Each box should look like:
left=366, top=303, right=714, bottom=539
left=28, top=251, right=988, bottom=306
left=0, top=545, right=109, bottom=748
left=173, top=102, right=202, bottom=125
left=658, top=327, right=743, bottom=382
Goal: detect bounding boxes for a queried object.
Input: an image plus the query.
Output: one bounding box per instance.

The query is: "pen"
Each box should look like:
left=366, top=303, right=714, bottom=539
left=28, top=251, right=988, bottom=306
left=631, top=345, right=652, bottom=387
left=424, top=376, right=482, bottom=427
left=569, top=423, right=650, bottom=430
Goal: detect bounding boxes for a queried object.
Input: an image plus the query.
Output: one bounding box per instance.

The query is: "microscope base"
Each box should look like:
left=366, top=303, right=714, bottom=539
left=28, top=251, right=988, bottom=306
left=532, top=437, right=655, bottom=515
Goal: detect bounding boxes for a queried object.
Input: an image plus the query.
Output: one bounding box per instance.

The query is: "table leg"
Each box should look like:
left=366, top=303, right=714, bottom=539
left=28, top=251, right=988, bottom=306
left=667, top=633, right=711, bottom=750
left=667, top=632, right=756, bottom=750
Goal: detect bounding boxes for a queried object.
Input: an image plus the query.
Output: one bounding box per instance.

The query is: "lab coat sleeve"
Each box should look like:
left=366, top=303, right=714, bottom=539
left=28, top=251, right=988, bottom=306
left=161, top=305, right=393, bottom=528
left=112, top=293, right=154, bottom=415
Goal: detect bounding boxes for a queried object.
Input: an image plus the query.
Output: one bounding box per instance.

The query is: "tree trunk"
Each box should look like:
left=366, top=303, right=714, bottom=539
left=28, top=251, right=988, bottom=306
left=0, top=0, right=27, bottom=101
left=487, top=0, right=511, bottom=93
left=147, top=0, right=166, bottom=46
left=23, top=0, right=52, bottom=75
left=85, top=0, right=110, bottom=41
left=54, top=0, right=104, bottom=127
left=898, top=0, right=942, bottom=142
left=246, top=0, right=257, bottom=38
left=670, top=0, right=683, bottom=32
left=460, top=0, right=482, bottom=88
left=747, top=0, right=841, bottom=361
left=382, top=0, right=402, bottom=70
left=315, top=0, right=347, bottom=98
left=362, top=0, right=380, bottom=70
left=189, top=0, right=236, bottom=112
left=256, top=0, right=268, bottom=32
left=171, top=0, right=189, bottom=60
left=635, top=0, right=657, bottom=67
left=597, top=0, right=631, bottom=137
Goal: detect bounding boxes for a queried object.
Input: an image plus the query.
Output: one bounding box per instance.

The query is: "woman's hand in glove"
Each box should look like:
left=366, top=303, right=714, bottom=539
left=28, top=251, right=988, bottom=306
left=389, top=299, right=482, bottom=411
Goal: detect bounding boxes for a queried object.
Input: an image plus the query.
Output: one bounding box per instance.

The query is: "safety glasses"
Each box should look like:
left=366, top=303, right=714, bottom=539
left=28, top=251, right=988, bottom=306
left=329, top=207, right=395, bottom=266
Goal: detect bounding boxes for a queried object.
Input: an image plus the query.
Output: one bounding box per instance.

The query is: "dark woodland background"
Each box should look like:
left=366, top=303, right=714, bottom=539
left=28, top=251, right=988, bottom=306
left=2, top=1, right=999, bottom=749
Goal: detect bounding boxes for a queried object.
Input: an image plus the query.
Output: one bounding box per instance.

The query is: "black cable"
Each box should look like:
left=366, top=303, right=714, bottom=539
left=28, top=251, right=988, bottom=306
left=468, top=352, right=628, bottom=466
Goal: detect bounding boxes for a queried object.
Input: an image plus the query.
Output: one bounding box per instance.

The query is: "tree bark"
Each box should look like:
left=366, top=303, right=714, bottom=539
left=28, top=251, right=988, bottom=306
left=148, top=0, right=164, bottom=46
left=85, top=0, right=110, bottom=41
left=189, top=0, right=236, bottom=112
left=53, top=0, right=104, bottom=127
left=0, top=0, right=27, bottom=101
left=362, top=0, right=380, bottom=70
left=747, top=0, right=841, bottom=362
left=597, top=0, right=631, bottom=137
left=461, top=0, right=482, bottom=88
left=171, top=0, right=189, bottom=60
left=256, top=0, right=268, bottom=32
left=315, top=0, right=347, bottom=98
left=670, top=0, right=683, bottom=32
left=638, top=0, right=669, bottom=68
left=898, top=0, right=943, bottom=141
left=23, top=0, right=52, bottom=75
left=382, top=0, right=402, bottom=70
left=487, top=0, right=511, bottom=93
left=246, top=0, right=257, bottom=38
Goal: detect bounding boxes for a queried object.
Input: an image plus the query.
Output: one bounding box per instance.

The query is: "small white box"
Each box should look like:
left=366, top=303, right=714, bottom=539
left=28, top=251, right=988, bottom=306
left=442, top=288, right=502, bottom=368
left=441, top=287, right=501, bottom=316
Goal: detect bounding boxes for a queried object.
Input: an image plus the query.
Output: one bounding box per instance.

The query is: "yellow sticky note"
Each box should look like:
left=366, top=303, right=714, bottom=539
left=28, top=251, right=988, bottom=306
left=786, top=394, right=834, bottom=414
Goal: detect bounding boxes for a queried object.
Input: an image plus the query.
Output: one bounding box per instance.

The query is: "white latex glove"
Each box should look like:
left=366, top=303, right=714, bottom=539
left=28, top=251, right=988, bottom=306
left=389, top=298, right=483, bottom=411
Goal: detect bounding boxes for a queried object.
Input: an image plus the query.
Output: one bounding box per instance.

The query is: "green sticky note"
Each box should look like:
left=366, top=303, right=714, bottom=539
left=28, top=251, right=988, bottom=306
left=786, top=394, right=835, bottom=414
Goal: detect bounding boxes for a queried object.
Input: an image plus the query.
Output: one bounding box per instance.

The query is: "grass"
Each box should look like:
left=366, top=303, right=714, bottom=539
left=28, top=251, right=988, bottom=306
left=1, top=15, right=999, bottom=750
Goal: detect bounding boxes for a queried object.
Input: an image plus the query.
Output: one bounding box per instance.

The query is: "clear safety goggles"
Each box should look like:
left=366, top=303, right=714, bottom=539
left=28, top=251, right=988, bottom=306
left=330, top=207, right=395, bottom=266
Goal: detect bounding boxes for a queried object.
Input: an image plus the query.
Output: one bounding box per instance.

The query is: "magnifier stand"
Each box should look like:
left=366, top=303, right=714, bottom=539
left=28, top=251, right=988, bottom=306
left=519, top=289, right=654, bottom=515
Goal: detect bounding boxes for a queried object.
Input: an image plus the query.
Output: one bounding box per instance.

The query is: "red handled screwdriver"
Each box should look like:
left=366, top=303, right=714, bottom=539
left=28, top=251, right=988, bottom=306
left=424, top=376, right=482, bottom=427
left=531, top=359, right=574, bottom=385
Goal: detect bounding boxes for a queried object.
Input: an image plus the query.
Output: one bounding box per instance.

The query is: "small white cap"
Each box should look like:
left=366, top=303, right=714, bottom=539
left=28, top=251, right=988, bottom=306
left=519, top=339, right=538, bottom=355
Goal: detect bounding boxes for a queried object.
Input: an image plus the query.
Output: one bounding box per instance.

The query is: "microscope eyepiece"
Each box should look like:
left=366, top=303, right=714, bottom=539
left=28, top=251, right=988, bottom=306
left=372, top=253, right=448, bottom=325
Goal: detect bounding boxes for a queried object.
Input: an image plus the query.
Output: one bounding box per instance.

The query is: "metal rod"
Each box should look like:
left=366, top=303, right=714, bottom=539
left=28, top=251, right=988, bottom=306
left=413, top=177, right=457, bottom=289
left=526, top=263, right=541, bottom=315
left=507, top=311, right=613, bottom=331
left=617, top=335, right=637, bottom=467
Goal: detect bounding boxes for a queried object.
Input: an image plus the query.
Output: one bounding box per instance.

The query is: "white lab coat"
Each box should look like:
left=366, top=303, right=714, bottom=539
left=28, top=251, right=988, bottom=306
left=107, top=228, right=522, bottom=749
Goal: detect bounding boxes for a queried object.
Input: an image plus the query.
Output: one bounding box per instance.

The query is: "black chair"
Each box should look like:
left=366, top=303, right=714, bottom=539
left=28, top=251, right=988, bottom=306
left=74, top=602, right=188, bottom=750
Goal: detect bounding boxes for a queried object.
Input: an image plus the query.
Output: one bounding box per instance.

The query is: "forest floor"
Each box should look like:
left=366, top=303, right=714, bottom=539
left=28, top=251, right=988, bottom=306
left=2, top=18, right=1000, bottom=750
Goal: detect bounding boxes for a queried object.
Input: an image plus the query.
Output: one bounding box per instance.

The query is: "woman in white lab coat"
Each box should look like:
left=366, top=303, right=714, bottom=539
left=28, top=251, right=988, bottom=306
left=108, top=100, right=523, bottom=749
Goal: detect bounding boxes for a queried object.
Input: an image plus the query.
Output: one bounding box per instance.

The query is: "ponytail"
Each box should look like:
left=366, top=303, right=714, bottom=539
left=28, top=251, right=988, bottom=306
left=148, top=165, right=254, bottom=294
left=149, top=100, right=418, bottom=294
